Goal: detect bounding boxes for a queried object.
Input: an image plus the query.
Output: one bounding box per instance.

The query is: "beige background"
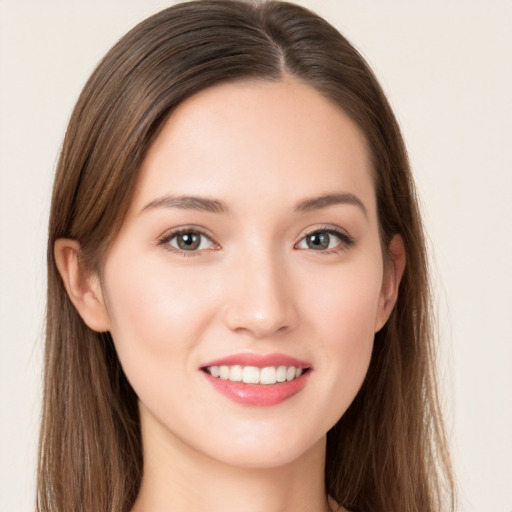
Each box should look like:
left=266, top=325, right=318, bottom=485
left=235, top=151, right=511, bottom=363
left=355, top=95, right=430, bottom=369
left=1, top=1, right=511, bottom=510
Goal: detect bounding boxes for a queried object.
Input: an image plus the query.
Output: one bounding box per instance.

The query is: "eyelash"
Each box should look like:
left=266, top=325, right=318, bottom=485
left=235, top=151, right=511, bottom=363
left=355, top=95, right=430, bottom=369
left=157, top=226, right=355, bottom=256
left=295, top=226, right=355, bottom=254
left=158, top=228, right=219, bottom=257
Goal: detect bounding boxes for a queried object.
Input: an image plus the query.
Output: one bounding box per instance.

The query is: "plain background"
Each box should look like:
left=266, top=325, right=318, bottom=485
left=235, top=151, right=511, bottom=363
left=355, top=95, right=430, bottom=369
left=1, top=1, right=511, bottom=511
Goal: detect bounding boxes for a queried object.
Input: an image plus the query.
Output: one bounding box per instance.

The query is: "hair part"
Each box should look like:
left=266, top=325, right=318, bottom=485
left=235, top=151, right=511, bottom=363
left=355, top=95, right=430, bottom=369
left=39, top=1, right=455, bottom=511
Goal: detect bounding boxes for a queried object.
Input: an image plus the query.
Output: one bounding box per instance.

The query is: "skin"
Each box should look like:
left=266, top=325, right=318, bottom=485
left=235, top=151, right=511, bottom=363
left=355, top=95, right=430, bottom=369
left=56, top=78, right=405, bottom=512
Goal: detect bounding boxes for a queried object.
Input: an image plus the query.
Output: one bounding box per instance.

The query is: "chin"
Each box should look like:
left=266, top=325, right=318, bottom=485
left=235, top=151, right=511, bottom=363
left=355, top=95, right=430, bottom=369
left=188, top=423, right=327, bottom=470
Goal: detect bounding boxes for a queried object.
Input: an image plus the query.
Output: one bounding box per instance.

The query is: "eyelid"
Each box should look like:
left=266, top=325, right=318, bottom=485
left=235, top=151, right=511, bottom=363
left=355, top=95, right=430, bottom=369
left=294, top=225, right=355, bottom=252
left=157, top=226, right=220, bottom=255
left=156, top=224, right=355, bottom=256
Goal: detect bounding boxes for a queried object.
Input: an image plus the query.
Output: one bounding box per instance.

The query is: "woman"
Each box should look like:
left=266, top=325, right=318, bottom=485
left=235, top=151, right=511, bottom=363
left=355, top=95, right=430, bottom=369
left=38, top=1, right=455, bottom=511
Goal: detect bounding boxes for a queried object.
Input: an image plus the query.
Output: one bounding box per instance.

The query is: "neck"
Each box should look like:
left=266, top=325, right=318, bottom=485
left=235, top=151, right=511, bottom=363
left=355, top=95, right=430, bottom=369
left=131, top=409, right=334, bottom=512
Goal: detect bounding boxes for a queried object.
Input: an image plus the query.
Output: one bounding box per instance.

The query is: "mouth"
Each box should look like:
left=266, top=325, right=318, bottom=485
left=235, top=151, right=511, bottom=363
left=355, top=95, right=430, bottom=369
left=202, top=364, right=308, bottom=385
left=200, top=353, right=312, bottom=406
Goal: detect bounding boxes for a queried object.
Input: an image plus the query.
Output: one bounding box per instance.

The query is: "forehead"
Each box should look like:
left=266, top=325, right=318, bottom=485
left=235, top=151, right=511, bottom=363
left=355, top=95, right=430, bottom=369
left=131, top=78, right=375, bottom=217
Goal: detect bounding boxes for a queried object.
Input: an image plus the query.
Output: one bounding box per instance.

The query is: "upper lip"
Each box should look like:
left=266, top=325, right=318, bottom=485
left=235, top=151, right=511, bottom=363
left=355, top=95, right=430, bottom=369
left=201, top=352, right=311, bottom=369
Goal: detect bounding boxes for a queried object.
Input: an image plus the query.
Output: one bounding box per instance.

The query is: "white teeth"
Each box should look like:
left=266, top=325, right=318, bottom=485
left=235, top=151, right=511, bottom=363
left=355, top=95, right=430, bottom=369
left=206, top=365, right=306, bottom=385
left=242, top=366, right=260, bottom=384
left=219, top=365, right=230, bottom=380
left=260, top=366, right=277, bottom=385
left=276, top=365, right=287, bottom=382
left=229, top=365, right=243, bottom=382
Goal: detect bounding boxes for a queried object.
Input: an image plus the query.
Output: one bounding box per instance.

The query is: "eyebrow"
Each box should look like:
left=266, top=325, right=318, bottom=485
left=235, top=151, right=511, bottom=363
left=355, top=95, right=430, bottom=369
left=294, top=192, right=368, bottom=218
left=140, top=191, right=367, bottom=217
left=140, top=195, right=228, bottom=214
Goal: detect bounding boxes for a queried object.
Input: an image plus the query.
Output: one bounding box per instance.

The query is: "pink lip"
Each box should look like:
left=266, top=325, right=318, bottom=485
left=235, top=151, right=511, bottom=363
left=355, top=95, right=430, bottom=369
left=200, top=352, right=312, bottom=407
left=202, top=371, right=310, bottom=406
left=201, top=352, right=311, bottom=369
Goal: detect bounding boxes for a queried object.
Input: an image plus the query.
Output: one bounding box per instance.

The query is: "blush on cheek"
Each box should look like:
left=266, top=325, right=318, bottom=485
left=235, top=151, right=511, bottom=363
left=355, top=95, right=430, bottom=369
left=312, top=278, right=380, bottom=398
left=316, top=280, right=381, bottom=338
left=104, top=258, right=217, bottom=381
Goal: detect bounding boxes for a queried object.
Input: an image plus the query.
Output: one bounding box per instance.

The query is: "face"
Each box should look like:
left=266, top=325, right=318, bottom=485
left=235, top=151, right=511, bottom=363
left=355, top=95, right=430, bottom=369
left=97, top=79, right=395, bottom=468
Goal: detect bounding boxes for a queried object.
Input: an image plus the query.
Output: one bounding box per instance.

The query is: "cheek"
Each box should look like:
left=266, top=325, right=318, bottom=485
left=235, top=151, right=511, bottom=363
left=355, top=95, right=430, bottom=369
left=100, top=250, right=217, bottom=385
left=301, top=257, right=383, bottom=416
left=309, top=256, right=383, bottom=346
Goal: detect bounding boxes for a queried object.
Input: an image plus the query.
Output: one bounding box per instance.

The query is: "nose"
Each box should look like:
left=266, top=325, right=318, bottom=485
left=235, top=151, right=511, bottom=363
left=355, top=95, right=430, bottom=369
left=223, top=249, right=298, bottom=339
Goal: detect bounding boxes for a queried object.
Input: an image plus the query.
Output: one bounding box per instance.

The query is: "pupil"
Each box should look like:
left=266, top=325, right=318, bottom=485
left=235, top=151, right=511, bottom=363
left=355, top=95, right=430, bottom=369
left=178, top=233, right=200, bottom=250
left=308, top=232, right=329, bottom=250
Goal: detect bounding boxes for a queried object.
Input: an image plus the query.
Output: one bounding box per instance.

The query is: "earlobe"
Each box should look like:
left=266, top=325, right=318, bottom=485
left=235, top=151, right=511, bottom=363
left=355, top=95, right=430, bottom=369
left=374, top=234, right=406, bottom=332
left=54, top=239, right=111, bottom=332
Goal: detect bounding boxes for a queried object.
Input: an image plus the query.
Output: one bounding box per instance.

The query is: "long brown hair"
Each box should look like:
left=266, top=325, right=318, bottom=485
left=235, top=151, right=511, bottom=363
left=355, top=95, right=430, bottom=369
left=38, top=1, right=455, bottom=511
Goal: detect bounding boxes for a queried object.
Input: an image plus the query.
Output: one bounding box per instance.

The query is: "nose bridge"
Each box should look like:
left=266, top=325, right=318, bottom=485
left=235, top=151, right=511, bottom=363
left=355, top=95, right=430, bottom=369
left=223, top=242, right=296, bottom=337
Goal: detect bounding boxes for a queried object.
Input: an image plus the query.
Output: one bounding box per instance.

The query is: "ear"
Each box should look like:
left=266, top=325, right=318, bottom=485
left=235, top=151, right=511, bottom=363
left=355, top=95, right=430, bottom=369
left=374, top=234, right=406, bottom=333
left=54, top=239, right=111, bottom=332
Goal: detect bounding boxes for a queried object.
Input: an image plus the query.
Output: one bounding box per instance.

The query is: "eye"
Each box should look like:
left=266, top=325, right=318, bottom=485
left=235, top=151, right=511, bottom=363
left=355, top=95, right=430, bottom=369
left=295, top=228, right=353, bottom=252
left=160, top=229, right=217, bottom=253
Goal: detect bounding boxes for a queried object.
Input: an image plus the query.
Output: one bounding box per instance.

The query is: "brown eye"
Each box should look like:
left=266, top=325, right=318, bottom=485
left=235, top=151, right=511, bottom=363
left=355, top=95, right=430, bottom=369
left=305, top=232, right=331, bottom=250
left=168, top=231, right=212, bottom=251
left=297, top=230, right=341, bottom=251
left=295, top=228, right=354, bottom=252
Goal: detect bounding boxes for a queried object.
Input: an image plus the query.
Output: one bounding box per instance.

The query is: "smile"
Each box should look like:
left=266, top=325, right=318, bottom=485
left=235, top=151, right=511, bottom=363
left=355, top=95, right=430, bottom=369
left=200, top=354, right=312, bottom=406
left=205, top=365, right=304, bottom=385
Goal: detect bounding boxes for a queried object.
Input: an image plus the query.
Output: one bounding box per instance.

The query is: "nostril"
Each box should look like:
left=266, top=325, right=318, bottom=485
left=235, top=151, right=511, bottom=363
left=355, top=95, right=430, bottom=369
left=224, top=302, right=298, bottom=338
left=221, top=259, right=298, bottom=330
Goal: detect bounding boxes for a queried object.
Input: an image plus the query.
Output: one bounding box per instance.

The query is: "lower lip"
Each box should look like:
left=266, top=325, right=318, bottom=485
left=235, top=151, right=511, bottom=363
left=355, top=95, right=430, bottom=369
left=202, top=371, right=310, bottom=406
